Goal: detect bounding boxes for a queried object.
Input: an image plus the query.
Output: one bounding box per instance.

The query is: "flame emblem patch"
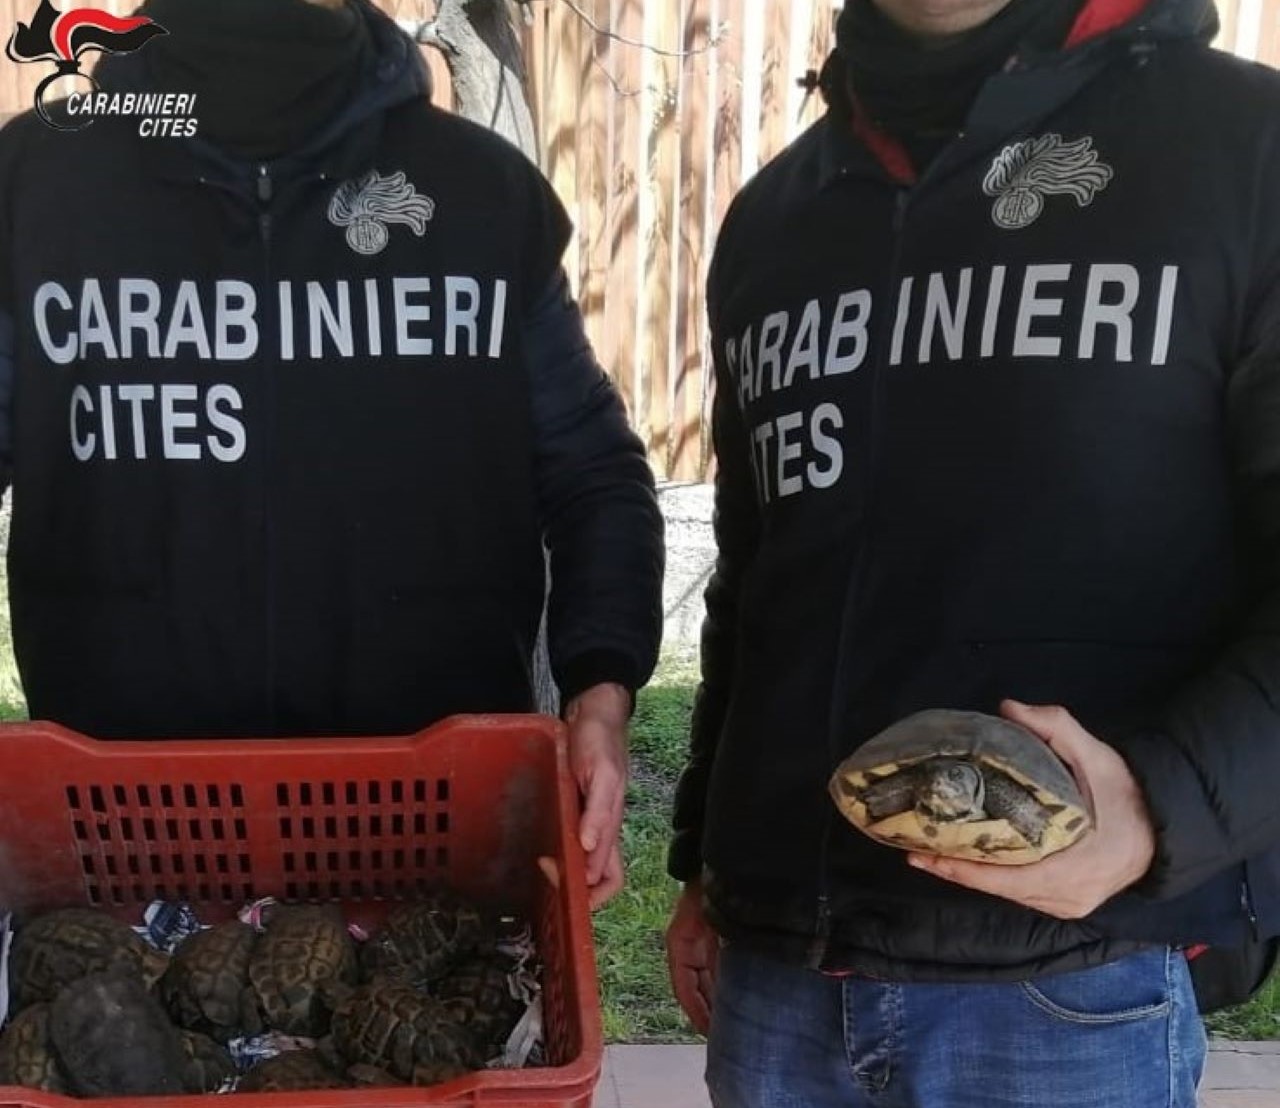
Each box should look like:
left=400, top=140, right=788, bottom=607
left=982, top=134, right=1113, bottom=230
left=327, top=170, right=436, bottom=256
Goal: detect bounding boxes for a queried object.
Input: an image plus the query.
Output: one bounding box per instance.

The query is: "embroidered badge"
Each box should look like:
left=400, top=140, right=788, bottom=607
left=982, top=134, right=1113, bottom=230
left=327, top=169, right=436, bottom=256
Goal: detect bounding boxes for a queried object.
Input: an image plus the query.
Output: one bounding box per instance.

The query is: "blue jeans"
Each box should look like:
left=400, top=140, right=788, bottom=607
left=706, top=943, right=1206, bottom=1108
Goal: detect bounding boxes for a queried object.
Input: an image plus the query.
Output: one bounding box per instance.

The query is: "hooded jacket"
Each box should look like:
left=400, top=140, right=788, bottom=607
left=670, top=0, right=1280, bottom=978
left=0, top=2, right=664, bottom=738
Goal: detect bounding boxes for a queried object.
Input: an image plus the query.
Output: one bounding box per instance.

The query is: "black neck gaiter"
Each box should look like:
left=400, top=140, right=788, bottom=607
left=141, top=0, right=372, bottom=161
left=836, top=0, right=1087, bottom=138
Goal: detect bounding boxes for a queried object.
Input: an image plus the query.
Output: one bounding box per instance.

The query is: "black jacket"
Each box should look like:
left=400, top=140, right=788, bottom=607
left=0, top=2, right=663, bottom=738
left=671, top=0, right=1280, bottom=979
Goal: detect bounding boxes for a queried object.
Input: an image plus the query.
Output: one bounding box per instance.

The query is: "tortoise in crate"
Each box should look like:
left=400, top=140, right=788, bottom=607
left=236, top=1049, right=352, bottom=1093
left=829, top=709, right=1093, bottom=863
left=359, top=892, right=489, bottom=987
left=47, top=971, right=189, bottom=1097
left=7, top=908, right=169, bottom=1012
left=177, top=1030, right=238, bottom=1094
left=248, top=904, right=358, bottom=1037
left=326, top=977, right=481, bottom=1086
left=432, top=953, right=527, bottom=1052
left=0, top=1004, right=68, bottom=1094
left=160, top=920, right=263, bottom=1043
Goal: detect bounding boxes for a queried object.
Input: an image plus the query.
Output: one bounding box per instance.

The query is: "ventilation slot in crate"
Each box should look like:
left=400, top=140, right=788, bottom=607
left=275, top=777, right=448, bottom=902
left=67, top=781, right=253, bottom=908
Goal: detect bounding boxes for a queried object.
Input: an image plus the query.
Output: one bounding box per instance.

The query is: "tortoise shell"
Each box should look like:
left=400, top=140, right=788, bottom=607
left=48, top=971, right=188, bottom=1097
left=248, top=905, right=358, bottom=1037
left=829, top=709, right=1093, bottom=863
left=8, top=908, right=169, bottom=1012
left=236, top=1050, right=351, bottom=1093
left=432, top=955, right=525, bottom=1052
left=0, top=1004, right=68, bottom=1093
left=160, top=921, right=262, bottom=1043
left=328, top=978, right=481, bottom=1085
left=359, top=893, right=487, bottom=986
left=177, top=1030, right=237, bottom=1094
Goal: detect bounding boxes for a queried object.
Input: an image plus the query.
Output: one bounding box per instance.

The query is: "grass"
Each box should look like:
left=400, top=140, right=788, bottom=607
left=1205, top=973, right=1280, bottom=1040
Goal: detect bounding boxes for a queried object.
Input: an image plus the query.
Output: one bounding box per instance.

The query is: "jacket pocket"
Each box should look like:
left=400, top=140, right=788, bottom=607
left=1018, top=947, right=1173, bottom=1025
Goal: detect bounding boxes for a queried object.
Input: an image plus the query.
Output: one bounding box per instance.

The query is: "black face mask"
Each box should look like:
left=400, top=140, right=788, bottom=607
left=834, top=0, right=1087, bottom=138
left=140, top=0, right=373, bottom=161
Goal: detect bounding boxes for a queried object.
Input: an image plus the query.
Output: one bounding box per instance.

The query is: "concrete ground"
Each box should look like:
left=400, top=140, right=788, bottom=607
left=595, top=1042, right=1280, bottom=1107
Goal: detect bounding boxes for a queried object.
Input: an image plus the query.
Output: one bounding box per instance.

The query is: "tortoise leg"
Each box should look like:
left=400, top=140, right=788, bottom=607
left=859, top=769, right=920, bottom=821
left=980, top=769, right=1048, bottom=847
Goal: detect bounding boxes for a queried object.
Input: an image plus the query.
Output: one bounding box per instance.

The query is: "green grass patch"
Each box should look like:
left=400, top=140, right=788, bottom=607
left=1206, top=973, right=1280, bottom=1040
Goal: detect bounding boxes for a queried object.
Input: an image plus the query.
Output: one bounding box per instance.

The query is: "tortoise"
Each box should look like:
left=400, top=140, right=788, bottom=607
left=160, top=920, right=263, bottom=1043
left=8, top=908, right=169, bottom=1012
left=828, top=709, right=1094, bottom=863
left=248, top=904, right=358, bottom=1037
left=346, top=1062, right=410, bottom=1087
left=0, top=1004, right=68, bottom=1093
left=432, top=954, right=527, bottom=1052
left=326, top=977, right=482, bottom=1085
left=236, top=1049, right=351, bottom=1093
left=48, top=970, right=189, bottom=1097
left=360, top=893, right=489, bottom=987
left=178, top=1030, right=238, bottom=1094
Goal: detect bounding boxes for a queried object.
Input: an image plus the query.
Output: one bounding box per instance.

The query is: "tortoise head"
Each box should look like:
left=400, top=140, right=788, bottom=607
left=915, top=759, right=985, bottom=822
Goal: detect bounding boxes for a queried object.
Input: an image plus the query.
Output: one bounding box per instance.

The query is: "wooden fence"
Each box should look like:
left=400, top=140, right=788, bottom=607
left=0, top=0, right=1277, bottom=479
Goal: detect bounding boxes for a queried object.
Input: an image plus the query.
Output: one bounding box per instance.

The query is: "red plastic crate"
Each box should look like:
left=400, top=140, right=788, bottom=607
left=0, top=716, right=602, bottom=1108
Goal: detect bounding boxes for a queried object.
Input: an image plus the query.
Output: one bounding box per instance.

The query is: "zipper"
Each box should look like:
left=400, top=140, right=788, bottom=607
left=256, top=162, right=278, bottom=731
left=813, top=182, right=914, bottom=967
left=1242, top=875, right=1260, bottom=940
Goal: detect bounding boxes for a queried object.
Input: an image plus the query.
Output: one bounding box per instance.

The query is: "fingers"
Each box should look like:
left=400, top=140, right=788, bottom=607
left=665, top=885, right=717, bottom=1036
left=579, top=758, right=626, bottom=885
left=588, top=844, right=625, bottom=911
left=999, top=699, right=1107, bottom=784
left=666, top=936, right=714, bottom=1035
left=678, top=965, right=713, bottom=1036
left=909, top=849, right=1049, bottom=903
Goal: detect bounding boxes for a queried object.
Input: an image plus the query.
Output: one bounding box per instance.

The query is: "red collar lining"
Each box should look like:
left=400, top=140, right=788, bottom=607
left=1064, top=0, right=1150, bottom=48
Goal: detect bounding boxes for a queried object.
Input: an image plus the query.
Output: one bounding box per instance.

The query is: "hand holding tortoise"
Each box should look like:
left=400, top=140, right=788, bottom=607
left=830, top=700, right=1156, bottom=920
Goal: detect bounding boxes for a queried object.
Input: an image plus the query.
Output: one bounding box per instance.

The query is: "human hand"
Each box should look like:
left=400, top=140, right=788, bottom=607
left=564, top=682, right=631, bottom=910
left=907, top=699, right=1156, bottom=919
left=665, top=879, right=719, bottom=1035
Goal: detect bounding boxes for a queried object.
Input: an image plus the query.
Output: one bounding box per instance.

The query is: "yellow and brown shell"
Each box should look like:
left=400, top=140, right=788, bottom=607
left=829, top=709, right=1093, bottom=863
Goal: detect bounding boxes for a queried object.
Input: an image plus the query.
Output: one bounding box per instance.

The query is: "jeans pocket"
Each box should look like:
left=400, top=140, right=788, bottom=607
left=1018, top=947, right=1173, bottom=1025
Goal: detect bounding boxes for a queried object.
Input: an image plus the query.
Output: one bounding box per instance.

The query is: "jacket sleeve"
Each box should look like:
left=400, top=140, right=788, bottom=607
left=1121, top=260, right=1280, bottom=901
left=527, top=269, right=664, bottom=707
left=667, top=232, right=763, bottom=883
left=0, top=308, right=12, bottom=499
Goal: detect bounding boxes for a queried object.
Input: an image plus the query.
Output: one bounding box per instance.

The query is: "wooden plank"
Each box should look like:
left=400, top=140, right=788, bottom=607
left=757, top=0, right=791, bottom=166
left=711, top=0, right=746, bottom=229
left=1216, top=0, right=1241, bottom=54
left=575, top=0, right=613, bottom=354
left=671, top=0, right=714, bottom=479
left=801, top=0, right=837, bottom=130
left=604, top=0, right=645, bottom=430
left=1260, top=0, right=1280, bottom=65
left=637, top=0, right=680, bottom=468
left=545, top=1, right=582, bottom=295
left=738, top=0, right=764, bottom=181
